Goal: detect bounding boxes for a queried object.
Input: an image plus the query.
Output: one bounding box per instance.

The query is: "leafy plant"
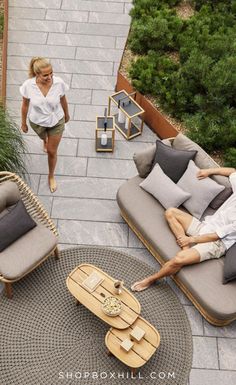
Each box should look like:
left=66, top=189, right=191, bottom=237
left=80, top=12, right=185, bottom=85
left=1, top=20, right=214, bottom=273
left=0, top=106, right=27, bottom=176
left=223, top=148, right=236, bottom=168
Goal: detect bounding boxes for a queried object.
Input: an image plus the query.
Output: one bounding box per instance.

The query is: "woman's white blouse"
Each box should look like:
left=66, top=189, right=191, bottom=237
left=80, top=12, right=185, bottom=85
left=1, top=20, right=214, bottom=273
left=20, top=76, right=69, bottom=127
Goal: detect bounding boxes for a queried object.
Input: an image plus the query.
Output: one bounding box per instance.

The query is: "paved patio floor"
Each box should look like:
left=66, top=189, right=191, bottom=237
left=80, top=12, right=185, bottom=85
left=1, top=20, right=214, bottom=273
left=3, top=1, right=236, bottom=384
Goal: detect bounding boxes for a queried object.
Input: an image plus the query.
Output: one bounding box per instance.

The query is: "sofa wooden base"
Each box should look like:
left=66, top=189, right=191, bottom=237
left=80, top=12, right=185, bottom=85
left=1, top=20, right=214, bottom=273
left=120, top=208, right=236, bottom=327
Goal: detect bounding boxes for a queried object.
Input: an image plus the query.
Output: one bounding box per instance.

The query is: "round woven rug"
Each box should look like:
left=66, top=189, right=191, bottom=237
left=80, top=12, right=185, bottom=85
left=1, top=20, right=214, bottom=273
left=0, top=247, right=192, bottom=385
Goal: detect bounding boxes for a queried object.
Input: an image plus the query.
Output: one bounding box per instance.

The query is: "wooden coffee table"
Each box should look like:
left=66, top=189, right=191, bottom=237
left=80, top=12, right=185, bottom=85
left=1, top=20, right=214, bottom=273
left=105, top=316, right=160, bottom=374
left=66, top=264, right=141, bottom=329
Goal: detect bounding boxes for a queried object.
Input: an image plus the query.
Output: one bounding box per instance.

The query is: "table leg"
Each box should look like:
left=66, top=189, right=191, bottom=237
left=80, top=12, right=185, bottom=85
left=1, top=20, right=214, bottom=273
left=131, top=368, right=136, bottom=376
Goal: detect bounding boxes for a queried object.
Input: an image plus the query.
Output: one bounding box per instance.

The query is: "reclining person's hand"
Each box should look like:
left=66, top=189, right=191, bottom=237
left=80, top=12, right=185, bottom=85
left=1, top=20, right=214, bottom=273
left=197, top=169, right=210, bottom=179
left=177, top=235, right=192, bottom=248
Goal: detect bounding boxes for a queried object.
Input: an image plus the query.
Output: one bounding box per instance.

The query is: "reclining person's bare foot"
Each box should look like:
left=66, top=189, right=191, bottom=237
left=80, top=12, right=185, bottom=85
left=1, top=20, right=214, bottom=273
left=48, top=176, right=57, bottom=193
left=131, top=278, right=153, bottom=292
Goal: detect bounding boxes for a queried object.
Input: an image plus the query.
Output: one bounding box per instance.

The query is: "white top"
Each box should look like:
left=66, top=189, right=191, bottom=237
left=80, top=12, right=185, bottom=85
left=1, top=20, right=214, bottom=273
left=20, top=76, right=68, bottom=127
left=200, top=172, right=236, bottom=249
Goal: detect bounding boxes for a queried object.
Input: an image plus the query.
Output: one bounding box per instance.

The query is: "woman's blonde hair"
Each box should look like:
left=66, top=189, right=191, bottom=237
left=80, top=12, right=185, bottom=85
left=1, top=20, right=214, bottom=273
left=29, top=57, right=52, bottom=78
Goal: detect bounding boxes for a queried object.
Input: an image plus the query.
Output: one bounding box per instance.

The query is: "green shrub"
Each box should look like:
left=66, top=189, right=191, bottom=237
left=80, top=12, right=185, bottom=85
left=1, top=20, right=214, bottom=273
left=129, top=9, right=183, bottom=54
left=128, top=0, right=236, bottom=164
left=0, top=106, right=27, bottom=175
left=0, top=10, right=4, bottom=37
left=223, top=148, right=236, bottom=168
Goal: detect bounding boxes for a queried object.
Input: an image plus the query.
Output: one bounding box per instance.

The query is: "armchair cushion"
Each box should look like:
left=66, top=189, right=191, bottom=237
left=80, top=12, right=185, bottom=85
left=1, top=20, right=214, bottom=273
left=0, top=181, right=20, bottom=212
left=0, top=224, right=57, bottom=280
left=0, top=200, right=36, bottom=252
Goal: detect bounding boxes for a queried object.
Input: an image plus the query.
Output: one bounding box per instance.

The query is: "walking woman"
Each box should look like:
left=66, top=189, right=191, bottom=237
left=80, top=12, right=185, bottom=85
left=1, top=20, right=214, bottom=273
left=20, top=57, right=70, bottom=193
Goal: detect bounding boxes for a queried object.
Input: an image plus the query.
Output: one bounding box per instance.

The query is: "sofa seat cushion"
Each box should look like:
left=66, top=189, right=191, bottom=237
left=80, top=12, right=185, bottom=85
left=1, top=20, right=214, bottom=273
left=178, top=259, right=236, bottom=321
left=117, top=176, right=180, bottom=261
left=0, top=224, right=57, bottom=280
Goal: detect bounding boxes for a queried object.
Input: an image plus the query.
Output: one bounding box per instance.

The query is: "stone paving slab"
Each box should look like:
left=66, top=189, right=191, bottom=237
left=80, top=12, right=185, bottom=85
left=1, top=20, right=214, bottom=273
left=58, top=220, right=128, bottom=246
left=67, top=22, right=130, bottom=37
left=192, top=336, right=218, bottom=369
left=9, top=7, right=46, bottom=19
left=61, top=0, right=124, bottom=13
left=203, top=320, right=236, bottom=338
left=47, top=33, right=116, bottom=49
left=9, top=18, right=67, bottom=32
left=52, top=197, right=124, bottom=223
left=23, top=136, right=78, bottom=157
left=26, top=154, right=87, bottom=176
left=87, top=158, right=137, bottom=179
left=8, top=43, right=76, bottom=59
left=189, top=369, right=236, bottom=385
left=46, top=9, right=89, bottom=22
left=38, top=175, right=125, bottom=200
left=89, top=11, right=130, bottom=25
left=183, top=306, right=204, bottom=335
left=77, top=138, right=149, bottom=159
left=10, top=0, right=61, bottom=8
left=75, top=47, right=123, bottom=62
left=218, top=338, right=236, bottom=370
left=8, top=30, right=48, bottom=44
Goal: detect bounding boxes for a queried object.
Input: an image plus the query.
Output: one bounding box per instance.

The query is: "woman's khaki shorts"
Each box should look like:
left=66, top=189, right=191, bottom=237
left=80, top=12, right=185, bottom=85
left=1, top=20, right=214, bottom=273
left=186, top=217, right=226, bottom=262
left=29, top=117, right=65, bottom=140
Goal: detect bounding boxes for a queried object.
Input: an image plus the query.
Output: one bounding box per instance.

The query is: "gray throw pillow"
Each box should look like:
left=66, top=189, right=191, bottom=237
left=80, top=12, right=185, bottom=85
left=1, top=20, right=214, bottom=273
left=223, top=243, right=236, bottom=284
left=177, top=160, right=225, bottom=219
left=133, top=144, right=156, bottom=178
left=210, top=187, right=233, bottom=210
left=140, top=164, right=191, bottom=209
left=173, top=133, right=231, bottom=194
left=0, top=200, right=36, bottom=252
left=152, top=140, right=197, bottom=183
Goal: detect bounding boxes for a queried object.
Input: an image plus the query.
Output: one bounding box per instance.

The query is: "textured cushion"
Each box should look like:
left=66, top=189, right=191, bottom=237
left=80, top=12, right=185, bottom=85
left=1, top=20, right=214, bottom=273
left=0, top=200, right=36, bottom=252
left=177, top=160, right=225, bottom=219
left=173, top=133, right=232, bottom=208
left=223, top=244, right=236, bottom=284
left=152, top=140, right=197, bottom=183
left=117, top=175, right=180, bottom=262
left=0, top=181, right=20, bottom=212
left=140, top=164, right=191, bottom=208
left=0, top=224, right=57, bottom=280
left=133, top=144, right=156, bottom=178
left=210, top=187, right=233, bottom=210
left=133, top=139, right=171, bottom=178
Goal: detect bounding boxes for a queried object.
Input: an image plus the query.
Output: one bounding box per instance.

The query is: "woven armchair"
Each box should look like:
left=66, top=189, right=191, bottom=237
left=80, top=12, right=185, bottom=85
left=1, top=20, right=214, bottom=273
left=0, top=171, right=59, bottom=298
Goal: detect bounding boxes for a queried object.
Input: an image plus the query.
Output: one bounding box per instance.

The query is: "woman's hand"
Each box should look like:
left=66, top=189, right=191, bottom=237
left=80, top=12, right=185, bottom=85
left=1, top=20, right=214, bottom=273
left=197, top=169, right=210, bottom=179
left=177, top=235, right=193, bottom=248
left=65, top=114, right=70, bottom=123
left=21, top=123, right=28, bottom=133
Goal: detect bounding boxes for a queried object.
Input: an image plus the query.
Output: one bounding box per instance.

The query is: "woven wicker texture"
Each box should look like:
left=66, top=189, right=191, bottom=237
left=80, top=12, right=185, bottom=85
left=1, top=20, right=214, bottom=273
left=0, top=247, right=192, bottom=385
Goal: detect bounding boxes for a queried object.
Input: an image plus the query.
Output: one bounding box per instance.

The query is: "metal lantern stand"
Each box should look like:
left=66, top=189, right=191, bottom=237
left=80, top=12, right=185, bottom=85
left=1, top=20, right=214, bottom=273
left=95, top=115, right=115, bottom=152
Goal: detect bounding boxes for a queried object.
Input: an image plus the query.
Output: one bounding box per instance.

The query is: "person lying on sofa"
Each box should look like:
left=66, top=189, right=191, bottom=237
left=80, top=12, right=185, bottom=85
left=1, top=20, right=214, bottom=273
left=131, top=167, right=236, bottom=292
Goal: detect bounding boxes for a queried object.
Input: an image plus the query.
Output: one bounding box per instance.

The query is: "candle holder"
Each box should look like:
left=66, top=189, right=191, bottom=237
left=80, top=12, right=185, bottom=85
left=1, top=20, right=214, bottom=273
left=95, top=115, right=115, bottom=152
left=108, top=90, right=145, bottom=140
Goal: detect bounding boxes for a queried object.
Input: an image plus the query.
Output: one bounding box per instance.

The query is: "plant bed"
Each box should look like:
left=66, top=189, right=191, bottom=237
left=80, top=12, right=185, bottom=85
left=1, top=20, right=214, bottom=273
left=116, top=0, right=236, bottom=166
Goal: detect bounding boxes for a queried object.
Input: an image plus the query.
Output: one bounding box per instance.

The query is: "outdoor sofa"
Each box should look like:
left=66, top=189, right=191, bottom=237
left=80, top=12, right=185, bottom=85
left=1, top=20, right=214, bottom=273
left=117, top=133, right=236, bottom=326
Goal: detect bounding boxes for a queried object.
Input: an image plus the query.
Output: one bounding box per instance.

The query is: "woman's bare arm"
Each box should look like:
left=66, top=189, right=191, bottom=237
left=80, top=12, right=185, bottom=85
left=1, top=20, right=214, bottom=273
left=21, top=97, right=30, bottom=133
left=197, top=167, right=236, bottom=179
left=60, top=95, right=70, bottom=123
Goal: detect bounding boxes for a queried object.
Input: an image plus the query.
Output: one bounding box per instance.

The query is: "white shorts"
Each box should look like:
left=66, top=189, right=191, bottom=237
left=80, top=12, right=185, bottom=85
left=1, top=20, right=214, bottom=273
left=186, top=217, right=226, bottom=262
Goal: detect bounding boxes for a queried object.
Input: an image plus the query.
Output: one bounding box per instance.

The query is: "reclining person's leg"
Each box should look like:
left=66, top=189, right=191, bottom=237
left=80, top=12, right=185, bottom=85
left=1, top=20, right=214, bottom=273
left=131, top=248, right=200, bottom=292
left=165, top=208, right=193, bottom=249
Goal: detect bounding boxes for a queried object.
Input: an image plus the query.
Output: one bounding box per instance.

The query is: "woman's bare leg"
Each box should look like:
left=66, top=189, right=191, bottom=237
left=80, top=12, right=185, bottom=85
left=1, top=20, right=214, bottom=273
left=47, top=134, right=62, bottom=193
left=43, top=136, right=48, bottom=153
left=131, top=248, right=200, bottom=291
left=165, top=208, right=193, bottom=250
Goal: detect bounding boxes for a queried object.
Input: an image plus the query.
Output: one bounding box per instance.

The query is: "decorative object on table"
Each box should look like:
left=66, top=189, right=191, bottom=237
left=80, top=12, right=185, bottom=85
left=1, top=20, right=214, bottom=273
left=120, top=338, right=134, bottom=352
left=113, top=279, right=124, bottom=295
left=0, top=247, right=193, bottom=385
left=95, top=111, right=115, bottom=152
left=108, top=90, right=145, bottom=140
left=130, top=325, right=145, bottom=342
left=101, top=296, right=122, bottom=317
left=81, top=270, right=104, bottom=293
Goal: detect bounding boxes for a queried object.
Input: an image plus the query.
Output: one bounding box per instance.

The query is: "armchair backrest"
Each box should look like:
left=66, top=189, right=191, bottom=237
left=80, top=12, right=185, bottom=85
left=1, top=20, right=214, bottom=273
left=0, top=181, right=20, bottom=213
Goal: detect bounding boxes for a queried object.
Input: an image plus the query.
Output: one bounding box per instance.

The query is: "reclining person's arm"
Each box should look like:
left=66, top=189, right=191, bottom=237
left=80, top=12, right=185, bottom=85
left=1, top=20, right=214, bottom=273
left=190, top=233, right=219, bottom=244
left=198, top=167, right=236, bottom=179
